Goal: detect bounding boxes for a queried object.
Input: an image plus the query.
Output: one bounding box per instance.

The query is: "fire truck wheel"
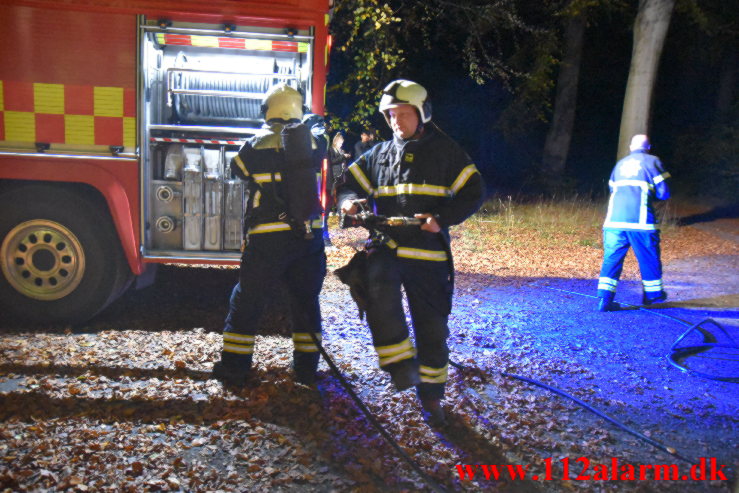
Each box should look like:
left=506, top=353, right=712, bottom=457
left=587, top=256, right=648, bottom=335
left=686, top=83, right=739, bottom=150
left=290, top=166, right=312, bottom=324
left=0, top=184, right=130, bottom=326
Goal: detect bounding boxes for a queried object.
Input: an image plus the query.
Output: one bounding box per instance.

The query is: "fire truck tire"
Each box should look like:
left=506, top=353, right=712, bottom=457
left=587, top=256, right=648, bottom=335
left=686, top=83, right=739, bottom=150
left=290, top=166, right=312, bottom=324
left=0, top=185, right=130, bottom=326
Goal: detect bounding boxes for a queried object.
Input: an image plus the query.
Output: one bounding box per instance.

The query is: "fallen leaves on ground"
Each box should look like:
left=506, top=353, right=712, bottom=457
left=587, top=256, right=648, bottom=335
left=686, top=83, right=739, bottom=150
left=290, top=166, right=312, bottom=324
left=1, top=217, right=736, bottom=492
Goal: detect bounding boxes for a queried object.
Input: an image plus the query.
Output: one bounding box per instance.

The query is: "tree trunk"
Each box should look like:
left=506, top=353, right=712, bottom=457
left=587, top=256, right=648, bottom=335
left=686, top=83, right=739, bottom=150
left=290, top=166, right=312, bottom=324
left=716, top=50, right=736, bottom=120
left=541, top=11, right=586, bottom=181
left=617, top=0, right=675, bottom=159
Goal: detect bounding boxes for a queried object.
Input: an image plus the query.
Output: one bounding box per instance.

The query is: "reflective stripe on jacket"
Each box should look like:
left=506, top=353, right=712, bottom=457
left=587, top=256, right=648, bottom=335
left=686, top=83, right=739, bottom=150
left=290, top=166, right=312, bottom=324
left=604, top=150, right=671, bottom=231
left=337, top=124, right=485, bottom=257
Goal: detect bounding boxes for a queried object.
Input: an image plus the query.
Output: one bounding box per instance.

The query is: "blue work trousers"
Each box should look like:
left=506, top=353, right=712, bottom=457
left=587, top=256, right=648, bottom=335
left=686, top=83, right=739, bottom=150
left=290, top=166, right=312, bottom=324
left=597, top=229, right=664, bottom=302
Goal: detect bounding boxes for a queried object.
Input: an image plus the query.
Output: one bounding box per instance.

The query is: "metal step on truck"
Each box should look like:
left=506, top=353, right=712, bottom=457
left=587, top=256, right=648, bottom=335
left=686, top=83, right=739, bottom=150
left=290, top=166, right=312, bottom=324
left=0, top=0, right=331, bottom=324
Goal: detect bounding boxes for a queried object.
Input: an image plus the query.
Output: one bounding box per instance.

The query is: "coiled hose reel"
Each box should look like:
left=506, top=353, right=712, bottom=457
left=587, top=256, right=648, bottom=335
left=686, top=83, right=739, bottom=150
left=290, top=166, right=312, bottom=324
left=171, top=53, right=298, bottom=124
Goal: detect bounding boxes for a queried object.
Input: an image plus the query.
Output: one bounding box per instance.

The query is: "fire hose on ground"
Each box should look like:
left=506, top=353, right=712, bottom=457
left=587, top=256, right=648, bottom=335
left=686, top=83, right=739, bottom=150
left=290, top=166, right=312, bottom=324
left=300, top=212, right=725, bottom=491
left=543, top=285, right=739, bottom=384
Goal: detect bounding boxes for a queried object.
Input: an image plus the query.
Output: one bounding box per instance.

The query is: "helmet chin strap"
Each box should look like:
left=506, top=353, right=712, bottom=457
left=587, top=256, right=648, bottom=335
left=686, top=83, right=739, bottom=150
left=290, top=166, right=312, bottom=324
left=410, top=107, right=426, bottom=138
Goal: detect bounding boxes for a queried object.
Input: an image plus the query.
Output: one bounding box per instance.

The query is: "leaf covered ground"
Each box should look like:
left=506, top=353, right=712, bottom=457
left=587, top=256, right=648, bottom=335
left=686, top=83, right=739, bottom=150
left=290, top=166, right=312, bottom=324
left=1, top=200, right=737, bottom=492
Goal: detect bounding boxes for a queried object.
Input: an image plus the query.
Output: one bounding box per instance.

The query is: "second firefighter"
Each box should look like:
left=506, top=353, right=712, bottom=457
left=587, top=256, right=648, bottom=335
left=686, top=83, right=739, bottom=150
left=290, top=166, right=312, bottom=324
left=213, top=83, right=327, bottom=387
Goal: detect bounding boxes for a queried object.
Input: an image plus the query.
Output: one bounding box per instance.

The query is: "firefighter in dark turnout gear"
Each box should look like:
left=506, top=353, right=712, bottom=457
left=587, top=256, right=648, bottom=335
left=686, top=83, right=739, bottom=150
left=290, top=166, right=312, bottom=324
left=597, top=134, right=671, bottom=312
left=212, top=84, right=327, bottom=386
left=338, top=80, right=485, bottom=426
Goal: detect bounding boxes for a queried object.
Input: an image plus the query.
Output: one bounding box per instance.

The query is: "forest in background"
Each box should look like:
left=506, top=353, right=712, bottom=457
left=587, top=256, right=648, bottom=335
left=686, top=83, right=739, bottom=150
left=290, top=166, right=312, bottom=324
left=325, top=0, right=738, bottom=200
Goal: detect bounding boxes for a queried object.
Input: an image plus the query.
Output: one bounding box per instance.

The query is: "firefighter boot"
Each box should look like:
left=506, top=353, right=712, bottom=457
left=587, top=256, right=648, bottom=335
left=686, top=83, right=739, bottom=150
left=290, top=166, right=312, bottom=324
left=212, top=354, right=252, bottom=387
left=643, top=291, right=667, bottom=306
left=597, top=294, right=618, bottom=312
left=293, top=352, right=320, bottom=386
left=420, top=396, right=447, bottom=428
left=386, top=361, right=421, bottom=392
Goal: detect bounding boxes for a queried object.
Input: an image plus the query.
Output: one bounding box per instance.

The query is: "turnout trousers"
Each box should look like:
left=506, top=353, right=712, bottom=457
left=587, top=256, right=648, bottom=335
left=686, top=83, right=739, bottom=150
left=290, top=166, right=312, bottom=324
left=597, top=229, right=664, bottom=302
left=222, top=228, right=326, bottom=379
left=365, top=246, right=453, bottom=400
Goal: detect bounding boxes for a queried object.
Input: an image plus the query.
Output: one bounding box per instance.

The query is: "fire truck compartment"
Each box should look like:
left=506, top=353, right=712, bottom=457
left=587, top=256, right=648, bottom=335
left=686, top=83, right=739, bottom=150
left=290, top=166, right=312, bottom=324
left=140, top=19, right=314, bottom=258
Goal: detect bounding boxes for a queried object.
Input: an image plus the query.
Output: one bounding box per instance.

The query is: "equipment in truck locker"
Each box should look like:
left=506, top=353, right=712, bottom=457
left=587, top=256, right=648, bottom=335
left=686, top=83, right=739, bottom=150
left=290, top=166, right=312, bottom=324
left=141, top=23, right=314, bottom=254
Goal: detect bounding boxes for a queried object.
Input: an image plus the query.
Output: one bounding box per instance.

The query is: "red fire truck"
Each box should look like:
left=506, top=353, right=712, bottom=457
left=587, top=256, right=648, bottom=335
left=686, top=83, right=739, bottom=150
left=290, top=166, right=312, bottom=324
left=0, top=0, right=331, bottom=324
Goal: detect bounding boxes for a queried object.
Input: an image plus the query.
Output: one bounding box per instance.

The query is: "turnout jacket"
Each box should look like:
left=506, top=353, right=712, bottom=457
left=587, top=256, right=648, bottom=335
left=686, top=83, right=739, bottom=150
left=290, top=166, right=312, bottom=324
left=230, top=120, right=325, bottom=234
left=338, top=123, right=485, bottom=261
left=604, top=149, right=671, bottom=231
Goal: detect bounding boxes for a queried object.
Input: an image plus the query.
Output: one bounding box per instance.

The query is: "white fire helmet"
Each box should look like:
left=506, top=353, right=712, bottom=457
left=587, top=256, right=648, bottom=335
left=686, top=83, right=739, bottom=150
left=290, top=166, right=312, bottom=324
left=379, top=79, right=432, bottom=125
left=262, top=83, right=304, bottom=122
left=629, top=134, right=651, bottom=152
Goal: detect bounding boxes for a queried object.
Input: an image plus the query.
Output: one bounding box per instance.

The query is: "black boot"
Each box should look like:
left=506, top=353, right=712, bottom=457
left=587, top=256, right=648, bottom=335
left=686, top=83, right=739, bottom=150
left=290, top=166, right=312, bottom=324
left=643, top=291, right=667, bottom=305
left=420, top=396, right=447, bottom=427
left=212, top=359, right=251, bottom=387
left=386, top=361, right=420, bottom=392
left=293, top=352, right=320, bottom=386
left=597, top=296, right=618, bottom=312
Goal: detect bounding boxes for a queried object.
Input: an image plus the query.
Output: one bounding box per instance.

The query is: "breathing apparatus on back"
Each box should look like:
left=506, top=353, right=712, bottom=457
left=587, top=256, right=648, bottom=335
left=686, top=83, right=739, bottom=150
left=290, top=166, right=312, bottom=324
left=258, top=84, right=324, bottom=238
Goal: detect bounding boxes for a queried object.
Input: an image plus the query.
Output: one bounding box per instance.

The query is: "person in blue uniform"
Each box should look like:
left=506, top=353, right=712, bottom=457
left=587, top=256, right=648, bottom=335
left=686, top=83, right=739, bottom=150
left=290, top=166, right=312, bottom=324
left=338, top=79, right=485, bottom=426
left=597, top=134, right=671, bottom=312
left=212, top=84, right=327, bottom=386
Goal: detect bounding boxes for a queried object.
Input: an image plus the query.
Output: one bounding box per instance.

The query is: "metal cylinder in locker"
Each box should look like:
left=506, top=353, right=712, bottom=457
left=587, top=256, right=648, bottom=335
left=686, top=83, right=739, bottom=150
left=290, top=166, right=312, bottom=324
left=182, top=147, right=203, bottom=250
left=163, top=144, right=185, bottom=180
left=203, top=148, right=223, bottom=250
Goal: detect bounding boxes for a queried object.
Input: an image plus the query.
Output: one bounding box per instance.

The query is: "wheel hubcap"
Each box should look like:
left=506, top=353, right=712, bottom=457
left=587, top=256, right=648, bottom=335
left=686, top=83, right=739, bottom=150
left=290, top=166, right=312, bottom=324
left=1, top=220, right=85, bottom=300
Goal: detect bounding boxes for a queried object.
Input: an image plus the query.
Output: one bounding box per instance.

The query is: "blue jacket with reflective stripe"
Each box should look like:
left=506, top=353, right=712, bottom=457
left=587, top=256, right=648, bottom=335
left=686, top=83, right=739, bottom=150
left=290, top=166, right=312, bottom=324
left=603, top=150, right=671, bottom=231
